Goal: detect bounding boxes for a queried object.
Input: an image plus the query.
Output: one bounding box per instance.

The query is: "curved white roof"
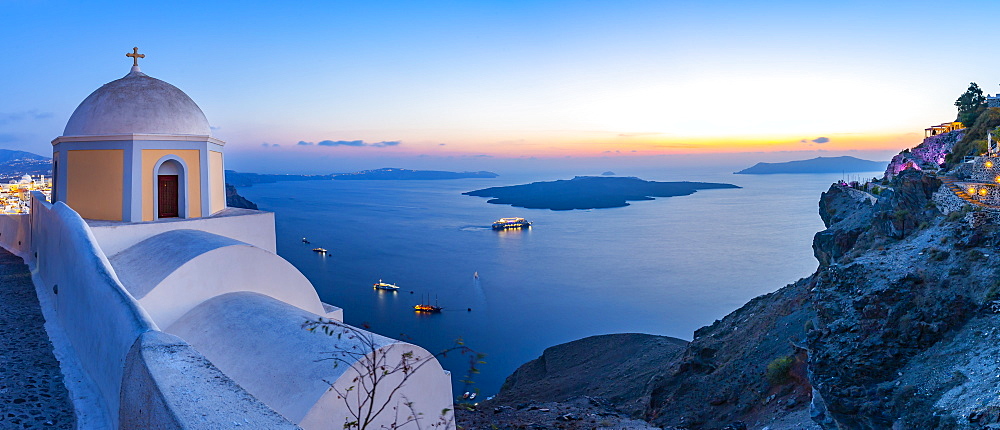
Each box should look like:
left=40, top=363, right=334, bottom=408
left=63, top=68, right=211, bottom=137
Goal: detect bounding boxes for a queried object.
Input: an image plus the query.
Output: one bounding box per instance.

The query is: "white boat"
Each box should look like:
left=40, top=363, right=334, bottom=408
left=492, top=217, right=531, bottom=230
left=373, top=279, right=400, bottom=291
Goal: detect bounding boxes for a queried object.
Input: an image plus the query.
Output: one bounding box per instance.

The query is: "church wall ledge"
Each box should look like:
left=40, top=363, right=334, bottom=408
left=88, top=208, right=276, bottom=256
left=120, top=331, right=298, bottom=429
left=52, top=133, right=225, bottom=145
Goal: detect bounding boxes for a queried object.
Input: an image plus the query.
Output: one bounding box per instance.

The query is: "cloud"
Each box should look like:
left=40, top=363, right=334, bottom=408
left=799, top=137, right=830, bottom=145
left=298, top=139, right=402, bottom=148
left=0, top=110, right=53, bottom=125
left=438, top=143, right=447, bottom=146
left=260, top=142, right=280, bottom=148
left=318, top=140, right=363, bottom=147
left=210, top=126, right=221, bottom=131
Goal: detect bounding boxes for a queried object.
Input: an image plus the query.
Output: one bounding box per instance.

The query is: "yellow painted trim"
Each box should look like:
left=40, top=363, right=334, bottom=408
left=141, top=149, right=201, bottom=221
left=66, top=149, right=123, bottom=221
left=209, top=151, right=225, bottom=214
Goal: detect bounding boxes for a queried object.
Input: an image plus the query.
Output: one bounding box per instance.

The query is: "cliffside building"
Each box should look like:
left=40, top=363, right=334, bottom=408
left=924, top=121, right=964, bottom=138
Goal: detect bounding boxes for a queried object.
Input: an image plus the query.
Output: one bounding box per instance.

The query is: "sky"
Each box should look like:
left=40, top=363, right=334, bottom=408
left=1, top=0, right=999, bottom=174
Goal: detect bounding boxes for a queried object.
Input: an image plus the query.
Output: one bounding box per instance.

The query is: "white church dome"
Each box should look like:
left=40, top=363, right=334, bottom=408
left=63, top=68, right=211, bottom=136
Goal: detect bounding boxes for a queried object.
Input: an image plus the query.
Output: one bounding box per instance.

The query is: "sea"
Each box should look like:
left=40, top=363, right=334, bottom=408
left=236, top=167, right=884, bottom=397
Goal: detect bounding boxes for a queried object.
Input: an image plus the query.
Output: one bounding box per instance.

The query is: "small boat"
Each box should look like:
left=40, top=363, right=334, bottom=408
left=474, top=271, right=479, bottom=279
left=469, top=393, right=477, bottom=400
left=302, top=237, right=311, bottom=244
left=414, top=295, right=443, bottom=313
left=492, top=217, right=532, bottom=230
left=312, top=248, right=327, bottom=254
left=373, top=279, right=399, bottom=291
left=462, top=392, right=470, bottom=399
left=414, top=304, right=443, bottom=313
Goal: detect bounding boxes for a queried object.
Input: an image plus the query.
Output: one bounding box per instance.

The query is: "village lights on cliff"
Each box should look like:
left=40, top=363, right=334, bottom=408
left=986, top=161, right=994, bottom=169
left=969, top=187, right=978, bottom=195
left=994, top=175, right=1000, bottom=183
left=981, top=188, right=989, bottom=197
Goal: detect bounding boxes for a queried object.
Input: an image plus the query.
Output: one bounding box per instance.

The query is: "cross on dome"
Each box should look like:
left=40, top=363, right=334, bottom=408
left=126, top=47, right=144, bottom=67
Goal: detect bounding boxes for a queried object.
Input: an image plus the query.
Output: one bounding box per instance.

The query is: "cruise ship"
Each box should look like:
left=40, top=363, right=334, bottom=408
left=492, top=217, right=532, bottom=230
left=373, top=280, right=400, bottom=291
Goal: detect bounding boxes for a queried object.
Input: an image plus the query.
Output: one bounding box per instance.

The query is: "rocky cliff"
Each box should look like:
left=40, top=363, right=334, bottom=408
left=470, top=130, right=1000, bottom=429
left=494, top=334, right=687, bottom=417
left=225, top=184, right=258, bottom=210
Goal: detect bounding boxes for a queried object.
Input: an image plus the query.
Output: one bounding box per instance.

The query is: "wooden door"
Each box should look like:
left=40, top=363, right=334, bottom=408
left=158, top=175, right=179, bottom=218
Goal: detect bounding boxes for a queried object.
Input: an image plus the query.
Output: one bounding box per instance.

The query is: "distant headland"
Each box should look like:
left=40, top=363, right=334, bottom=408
left=463, top=176, right=739, bottom=210
left=226, top=167, right=498, bottom=187
left=333, top=168, right=498, bottom=180
left=735, top=156, right=885, bottom=174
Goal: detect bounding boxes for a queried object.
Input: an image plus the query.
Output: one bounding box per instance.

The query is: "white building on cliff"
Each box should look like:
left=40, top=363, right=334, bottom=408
left=0, top=50, right=454, bottom=429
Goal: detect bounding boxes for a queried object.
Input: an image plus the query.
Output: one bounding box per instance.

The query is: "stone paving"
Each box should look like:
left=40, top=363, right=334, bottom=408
left=0, top=248, right=75, bottom=429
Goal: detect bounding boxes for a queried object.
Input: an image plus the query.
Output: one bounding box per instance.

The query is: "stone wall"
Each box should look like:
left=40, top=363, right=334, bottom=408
left=964, top=156, right=1000, bottom=183
left=954, top=181, right=1000, bottom=206
left=932, top=186, right=970, bottom=215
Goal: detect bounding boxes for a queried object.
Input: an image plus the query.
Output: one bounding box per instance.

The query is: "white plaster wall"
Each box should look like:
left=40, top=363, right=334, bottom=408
left=168, top=292, right=455, bottom=430
left=28, top=193, right=157, bottom=428
left=88, top=207, right=276, bottom=257
left=109, top=229, right=324, bottom=328
left=0, top=213, right=30, bottom=259
left=24, top=193, right=298, bottom=428
left=120, top=331, right=297, bottom=428
left=299, top=343, right=455, bottom=430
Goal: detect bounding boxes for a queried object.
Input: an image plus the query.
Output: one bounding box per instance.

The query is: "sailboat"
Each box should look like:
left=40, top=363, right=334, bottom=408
left=414, top=294, right=443, bottom=313
left=474, top=271, right=479, bottom=280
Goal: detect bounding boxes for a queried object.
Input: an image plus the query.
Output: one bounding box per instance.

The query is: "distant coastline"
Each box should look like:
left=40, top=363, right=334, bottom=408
left=735, top=156, right=885, bottom=174
left=226, top=167, right=499, bottom=187
left=0, top=149, right=51, bottom=182
left=464, top=176, right=739, bottom=210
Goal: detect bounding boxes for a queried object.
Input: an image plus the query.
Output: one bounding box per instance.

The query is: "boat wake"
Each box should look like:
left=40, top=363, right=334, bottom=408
left=458, top=225, right=492, bottom=232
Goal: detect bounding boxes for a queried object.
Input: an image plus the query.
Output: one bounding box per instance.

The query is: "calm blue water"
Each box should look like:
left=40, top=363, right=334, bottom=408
left=237, top=169, right=881, bottom=397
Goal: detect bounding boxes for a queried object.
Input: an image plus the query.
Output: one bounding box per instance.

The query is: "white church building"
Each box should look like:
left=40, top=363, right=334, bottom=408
left=0, top=50, right=454, bottom=429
